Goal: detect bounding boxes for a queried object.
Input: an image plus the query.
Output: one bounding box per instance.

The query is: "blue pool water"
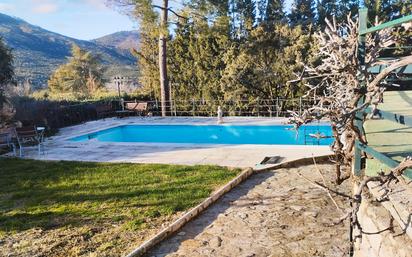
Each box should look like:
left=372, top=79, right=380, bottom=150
left=70, top=125, right=333, bottom=145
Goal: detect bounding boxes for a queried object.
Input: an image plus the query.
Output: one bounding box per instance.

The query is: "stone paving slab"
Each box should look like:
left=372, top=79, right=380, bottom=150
left=9, top=117, right=332, bottom=168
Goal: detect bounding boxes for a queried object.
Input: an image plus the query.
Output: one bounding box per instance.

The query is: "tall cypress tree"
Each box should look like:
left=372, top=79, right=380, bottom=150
left=265, top=0, right=285, bottom=25
left=234, top=0, right=256, bottom=38
left=317, top=0, right=357, bottom=27
left=316, top=0, right=336, bottom=27
left=289, top=0, right=316, bottom=27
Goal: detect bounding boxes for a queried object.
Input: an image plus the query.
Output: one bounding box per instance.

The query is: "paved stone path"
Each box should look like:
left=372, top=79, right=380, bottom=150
left=148, top=164, right=350, bottom=257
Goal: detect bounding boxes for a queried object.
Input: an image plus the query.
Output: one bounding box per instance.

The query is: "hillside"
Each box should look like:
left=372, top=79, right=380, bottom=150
left=0, top=13, right=138, bottom=89
left=92, top=30, right=140, bottom=51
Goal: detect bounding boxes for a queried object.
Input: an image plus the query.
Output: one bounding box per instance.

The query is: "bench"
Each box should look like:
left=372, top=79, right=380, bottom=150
left=125, top=102, right=148, bottom=116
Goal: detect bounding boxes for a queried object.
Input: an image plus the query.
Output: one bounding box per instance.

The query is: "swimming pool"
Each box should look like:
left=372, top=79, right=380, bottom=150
left=70, top=124, right=333, bottom=145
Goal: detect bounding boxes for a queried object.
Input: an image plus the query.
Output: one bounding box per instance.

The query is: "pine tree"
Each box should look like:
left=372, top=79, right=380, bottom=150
left=48, top=44, right=105, bottom=98
left=289, top=0, right=316, bottom=27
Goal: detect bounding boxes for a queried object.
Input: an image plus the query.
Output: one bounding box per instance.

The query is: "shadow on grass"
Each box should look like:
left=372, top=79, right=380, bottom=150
left=0, top=158, right=239, bottom=233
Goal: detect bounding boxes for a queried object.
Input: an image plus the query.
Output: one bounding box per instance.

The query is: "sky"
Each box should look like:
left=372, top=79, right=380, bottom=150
left=0, top=0, right=293, bottom=41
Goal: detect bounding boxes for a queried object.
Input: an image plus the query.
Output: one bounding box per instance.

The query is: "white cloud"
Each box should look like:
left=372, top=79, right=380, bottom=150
left=0, top=3, right=15, bottom=12
left=32, top=3, right=58, bottom=14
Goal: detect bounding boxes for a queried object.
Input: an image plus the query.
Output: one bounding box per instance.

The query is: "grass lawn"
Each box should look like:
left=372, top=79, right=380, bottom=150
left=0, top=158, right=240, bottom=256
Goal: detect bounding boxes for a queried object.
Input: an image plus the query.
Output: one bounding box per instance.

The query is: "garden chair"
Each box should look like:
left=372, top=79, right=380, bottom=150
left=0, top=132, right=16, bottom=156
left=15, top=126, right=45, bottom=157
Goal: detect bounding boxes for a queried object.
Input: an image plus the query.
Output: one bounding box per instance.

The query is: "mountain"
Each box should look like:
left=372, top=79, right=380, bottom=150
left=0, top=13, right=139, bottom=89
left=92, top=30, right=140, bottom=51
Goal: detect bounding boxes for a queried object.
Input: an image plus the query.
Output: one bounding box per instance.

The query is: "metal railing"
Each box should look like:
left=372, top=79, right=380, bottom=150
left=352, top=8, right=412, bottom=178
left=354, top=107, right=412, bottom=178
left=130, top=97, right=316, bottom=117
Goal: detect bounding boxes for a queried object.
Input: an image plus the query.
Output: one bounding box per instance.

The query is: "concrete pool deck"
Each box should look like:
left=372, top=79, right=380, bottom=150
left=9, top=117, right=332, bottom=168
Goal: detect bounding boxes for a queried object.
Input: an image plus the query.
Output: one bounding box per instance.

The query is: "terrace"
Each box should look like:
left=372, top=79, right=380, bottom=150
left=8, top=116, right=332, bottom=168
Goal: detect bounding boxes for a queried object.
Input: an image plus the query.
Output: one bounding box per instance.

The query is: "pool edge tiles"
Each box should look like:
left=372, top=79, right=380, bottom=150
left=68, top=124, right=333, bottom=146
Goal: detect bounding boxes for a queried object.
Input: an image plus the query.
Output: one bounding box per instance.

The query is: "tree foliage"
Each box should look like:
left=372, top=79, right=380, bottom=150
left=110, top=0, right=411, bottom=114
left=48, top=44, right=105, bottom=99
left=0, top=37, right=14, bottom=126
left=289, top=0, right=316, bottom=27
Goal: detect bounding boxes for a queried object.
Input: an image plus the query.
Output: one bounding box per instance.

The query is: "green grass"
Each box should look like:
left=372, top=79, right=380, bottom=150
left=0, top=158, right=240, bottom=235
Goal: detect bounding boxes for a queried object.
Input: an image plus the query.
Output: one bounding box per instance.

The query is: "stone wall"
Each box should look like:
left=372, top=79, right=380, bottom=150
left=355, top=180, right=412, bottom=257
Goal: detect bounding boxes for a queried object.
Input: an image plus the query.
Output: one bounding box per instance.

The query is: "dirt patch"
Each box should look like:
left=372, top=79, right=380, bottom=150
left=148, top=164, right=351, bottom=257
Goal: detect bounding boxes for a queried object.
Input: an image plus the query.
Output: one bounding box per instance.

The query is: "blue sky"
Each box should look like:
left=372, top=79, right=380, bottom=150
left=0, top=0, right=293, bottom=40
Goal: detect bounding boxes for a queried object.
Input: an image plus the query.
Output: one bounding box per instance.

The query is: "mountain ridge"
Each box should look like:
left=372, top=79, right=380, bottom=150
left=0, top=13, right=139, bottom=89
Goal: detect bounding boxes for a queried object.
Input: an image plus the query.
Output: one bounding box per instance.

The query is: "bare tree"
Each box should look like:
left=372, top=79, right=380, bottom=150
left=288, top=14, right=412, bottom=249
left=288, top=15, right=412, bottom=184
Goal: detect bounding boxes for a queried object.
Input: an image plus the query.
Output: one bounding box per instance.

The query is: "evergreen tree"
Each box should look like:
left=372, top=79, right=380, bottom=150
left=232, top=0, right=256, bottom=39
left=289, top=0, right=316, bottom=27
left=316, top=0, right=357, bottom=27
left=391, top=0, right=412, bottom=18
left=0, top=37, right=14, bottom=125
left=132, top=30, right=160, bottom=100
left=221, top=24, right=312, bottom=111
left=364, top=0, right=393, bottom=22
left=264, top=0, right=285, bottom=25
left=48, top=44, right=105, bottom=98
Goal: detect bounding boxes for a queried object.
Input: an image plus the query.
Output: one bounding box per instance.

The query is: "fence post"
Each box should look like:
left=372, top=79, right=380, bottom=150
left=276, top=97, right=279, bottom=117
left=299, top=97, right=302, bottom=116
left=352, top=8, right=368, bottom=177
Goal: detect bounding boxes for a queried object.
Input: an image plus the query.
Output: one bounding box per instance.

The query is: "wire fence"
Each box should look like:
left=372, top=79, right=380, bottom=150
left=131, top=97, right=315, bottom=117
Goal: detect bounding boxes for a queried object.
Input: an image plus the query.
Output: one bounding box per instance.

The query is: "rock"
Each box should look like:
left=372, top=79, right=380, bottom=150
left=177, top=231, right=186, bottom=236
left=290, top=205, right=304, bottom=212
left=252, top=200, right=261, bottom=205
left=238, top=213, right=248, bottom=219
left=181, top=239, right=202, bottom=248
left=280, top=224, right=288, bottom=229
left=273, top=241, right=281, bottom=246
left=303, top=211, right=318, bottom=218
left=209, top=236, right=222, bottom=248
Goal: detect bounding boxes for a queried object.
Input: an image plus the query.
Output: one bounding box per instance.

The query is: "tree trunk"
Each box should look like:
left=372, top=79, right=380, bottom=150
left=159, top=0, right=170, bottom=117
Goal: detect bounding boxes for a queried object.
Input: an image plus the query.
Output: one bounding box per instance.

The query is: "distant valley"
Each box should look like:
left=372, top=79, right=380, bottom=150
left=0, top=13, right=140, bottom=89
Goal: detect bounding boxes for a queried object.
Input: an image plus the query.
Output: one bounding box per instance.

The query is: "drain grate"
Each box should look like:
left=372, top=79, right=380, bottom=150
left=260, top=156, right=284, bottom=165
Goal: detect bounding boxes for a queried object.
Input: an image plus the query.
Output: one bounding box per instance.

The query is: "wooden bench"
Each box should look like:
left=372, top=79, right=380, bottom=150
left=125, top=102, right=148, bottom=116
